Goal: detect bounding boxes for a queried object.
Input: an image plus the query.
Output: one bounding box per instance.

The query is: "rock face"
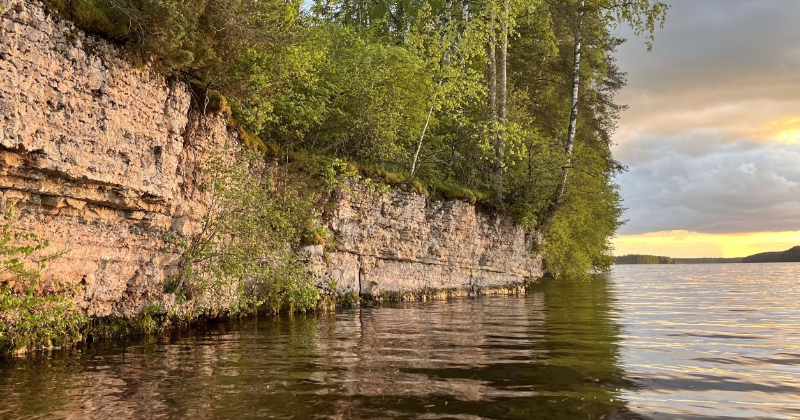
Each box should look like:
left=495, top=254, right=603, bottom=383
left=307, top=182, right=542, bottom=298
left=0, top=0, right=223, bottom=317
left=0, top=0, right=541, bottom=318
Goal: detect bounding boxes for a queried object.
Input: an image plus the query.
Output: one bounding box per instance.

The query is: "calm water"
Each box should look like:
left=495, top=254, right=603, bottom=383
left=1, top=264, right=799, bottom=419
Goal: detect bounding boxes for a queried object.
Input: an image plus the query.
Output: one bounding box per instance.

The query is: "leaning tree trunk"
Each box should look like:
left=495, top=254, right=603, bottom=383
left=409, top=78, right=445, bottom=181
left=408, top=1, right=454, bottom=182
left=548, top=0, right=585, bottom=222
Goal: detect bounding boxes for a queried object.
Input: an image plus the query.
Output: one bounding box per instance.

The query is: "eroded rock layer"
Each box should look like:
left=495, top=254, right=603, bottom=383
left=307, top=182, right=542, bottom=298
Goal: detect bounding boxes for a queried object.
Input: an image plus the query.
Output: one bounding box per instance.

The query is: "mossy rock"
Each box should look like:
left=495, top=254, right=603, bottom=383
left=205, top=89, right=229, bottom=115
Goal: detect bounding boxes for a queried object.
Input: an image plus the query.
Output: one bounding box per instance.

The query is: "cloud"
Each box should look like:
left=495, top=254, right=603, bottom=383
left=616, top=0, right=800, bottom=94
left=614, top=128, right=760, bottom=165
left=613, top=230, right=800, bottom=258
left=613, top=0, right=800, bottom=144
left=609, top=0, right=800, bottom=237
left=617, top=134, right=800, bottom=235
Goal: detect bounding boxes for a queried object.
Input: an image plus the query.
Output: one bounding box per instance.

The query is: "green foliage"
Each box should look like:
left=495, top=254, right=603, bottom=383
left=232, top=25, right=433, bottom=165
left=44, top=0, right=669, bottom=280
left=42, top=0, right=300, bottom=79
left=168, top=141, right=321, bottom=315
left=203, top=89, right=229, bottom=115
left=86, top=303, right=166, bottom=340
left=0, top=206, right=86, bottom=354
left=539, top=144, right=624, bottom=278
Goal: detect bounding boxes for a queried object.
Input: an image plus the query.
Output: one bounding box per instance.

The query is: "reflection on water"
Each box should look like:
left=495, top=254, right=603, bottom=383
left=0, top=278, right=635, bottom=420
left=612, top=263, right=800, bottom=420
left=2, top=264, right=798, bottom=419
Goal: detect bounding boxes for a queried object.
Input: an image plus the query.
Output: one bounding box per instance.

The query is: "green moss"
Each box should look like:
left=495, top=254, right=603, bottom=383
left=407, top=180, right=429, bottom=197
left=43, top=0, right=129, bottom=39
left=233, top=125, right=269, bottom=154
left=205, top=89, right=229, bottom=115
left=357, top=165, right=406, bottom=185
left=417, top=179, right=494, bottom=204
left=187, top=82, right=280, bottom=158
left=473, top=189, right=496, bottom=203
left=430, top=181, right=475, bottom=203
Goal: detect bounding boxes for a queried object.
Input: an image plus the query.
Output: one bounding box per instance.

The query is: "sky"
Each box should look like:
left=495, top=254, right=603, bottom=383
left=610, top=0, right=800, bottom=258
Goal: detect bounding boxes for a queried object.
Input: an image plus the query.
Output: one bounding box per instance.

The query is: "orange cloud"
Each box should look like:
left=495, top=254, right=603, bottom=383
left=613, top=230, right=800, bottom=258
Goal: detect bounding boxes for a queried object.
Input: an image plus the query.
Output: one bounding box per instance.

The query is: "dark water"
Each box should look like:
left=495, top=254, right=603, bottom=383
left=1, top=264, right=799, bottom=419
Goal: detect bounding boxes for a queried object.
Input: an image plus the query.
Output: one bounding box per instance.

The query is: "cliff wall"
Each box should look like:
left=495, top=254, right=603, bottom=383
left=0, top=0, right=541, bottom=319
left=308, top=183, right=542, bottom=299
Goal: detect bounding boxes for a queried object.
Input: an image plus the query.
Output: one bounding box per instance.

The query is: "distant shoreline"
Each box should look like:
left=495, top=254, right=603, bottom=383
left=615, top=246, right=800, bottom=264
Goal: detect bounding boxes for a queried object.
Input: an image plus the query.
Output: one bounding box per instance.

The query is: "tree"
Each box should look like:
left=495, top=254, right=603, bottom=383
left=544, top=0, right=668, bottom=226
left=46, top=0, right=668, bottom=278
left=407, top=2, right=484, bottom=181
left=303, top=0, right=666, bottom=276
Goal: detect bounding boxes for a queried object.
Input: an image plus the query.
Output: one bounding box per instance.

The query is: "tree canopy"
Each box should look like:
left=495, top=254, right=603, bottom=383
left=44, top=0, right=668, bottom=277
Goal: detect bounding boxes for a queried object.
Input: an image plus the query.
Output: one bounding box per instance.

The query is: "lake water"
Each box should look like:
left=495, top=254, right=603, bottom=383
left=1, top=263, right=799, bottom=419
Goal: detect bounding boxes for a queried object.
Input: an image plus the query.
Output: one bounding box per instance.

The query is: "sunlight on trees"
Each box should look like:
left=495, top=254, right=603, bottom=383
left=43, top=0, right=668, bottom=277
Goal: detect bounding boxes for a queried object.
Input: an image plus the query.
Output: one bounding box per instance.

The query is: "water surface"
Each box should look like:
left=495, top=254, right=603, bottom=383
left=612, top=263, right=800, bottom=420
left=1, top=263, right=799, bottom=419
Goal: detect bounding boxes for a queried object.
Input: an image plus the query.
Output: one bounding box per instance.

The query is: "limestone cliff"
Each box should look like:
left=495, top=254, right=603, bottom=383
left=308, top=183, right=542, bottom=299
left=0, top=0, right=542, bottom=319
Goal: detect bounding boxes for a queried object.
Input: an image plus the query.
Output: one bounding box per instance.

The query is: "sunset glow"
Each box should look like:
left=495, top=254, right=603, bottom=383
left=611, top=1, right=800, bottom=258
left=613, top=230, right=800, bottom=258
left=774, top=128, right=800, bottom=145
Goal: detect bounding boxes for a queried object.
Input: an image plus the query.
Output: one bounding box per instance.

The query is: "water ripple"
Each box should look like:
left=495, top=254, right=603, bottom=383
left=0, top=264, right=798, bottom=419
left=612, top=263, right=800, bottom=419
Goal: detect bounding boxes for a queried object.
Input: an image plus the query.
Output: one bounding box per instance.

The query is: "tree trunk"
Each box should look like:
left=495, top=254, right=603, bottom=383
left=495, top=0, right=509, bottom=197
left=408, top=1, right=455, bottom=182
left=409, top=78, right=445, bottom=181
left=488, top=1, right=498, bottom=147
left=550, top=0, right=585, bottom=220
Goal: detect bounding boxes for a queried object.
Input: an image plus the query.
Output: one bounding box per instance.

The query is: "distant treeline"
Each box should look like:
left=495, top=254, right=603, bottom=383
left=615, top=255, right=743, bottom=265
left=742, top=246, right=800, bottom=263
left=615, top=255, right=676, bottom=264
left=617, top=246, right=800, bottom=265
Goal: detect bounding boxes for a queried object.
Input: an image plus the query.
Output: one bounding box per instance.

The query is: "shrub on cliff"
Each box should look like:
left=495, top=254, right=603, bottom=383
left=0, top=206, right=86, bottom=354
left=42, top=0, right=299, bottom=81
left=231, top=25, right=433, bottom=166
left=167, top=142, right=321, bottom=315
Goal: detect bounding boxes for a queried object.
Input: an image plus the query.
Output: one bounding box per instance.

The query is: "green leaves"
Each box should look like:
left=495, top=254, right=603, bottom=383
left=45, top=0, right=667, bottom=279
left=540, top=155, right=624, bottom=278
left=169, top=142, right=321, bottom=315
left=44, top=0, right=300, bottom=81
left=233, top=25, right=433, bottom=165
left=0, top=206, right=85, bottom=354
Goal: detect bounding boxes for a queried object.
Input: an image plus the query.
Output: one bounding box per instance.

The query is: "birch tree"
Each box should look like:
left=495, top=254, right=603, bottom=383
left=544, top=0, right=668, bottom=225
